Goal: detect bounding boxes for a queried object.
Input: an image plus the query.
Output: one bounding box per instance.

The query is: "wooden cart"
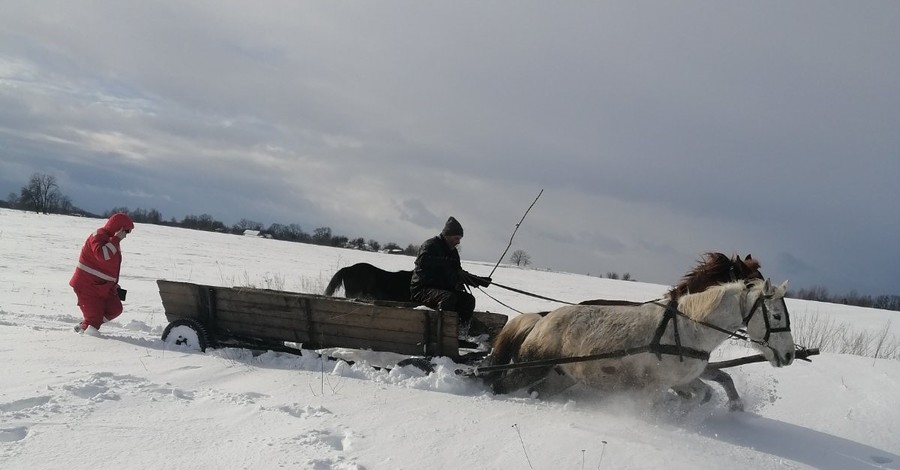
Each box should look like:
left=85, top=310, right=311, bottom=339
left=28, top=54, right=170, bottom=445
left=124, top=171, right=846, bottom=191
left=157, top=280, right=507, bottom=361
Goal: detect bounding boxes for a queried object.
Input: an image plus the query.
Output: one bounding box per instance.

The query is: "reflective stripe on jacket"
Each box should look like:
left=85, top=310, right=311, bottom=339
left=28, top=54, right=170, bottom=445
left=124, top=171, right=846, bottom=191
left=69, top=228, right=122, bottom=289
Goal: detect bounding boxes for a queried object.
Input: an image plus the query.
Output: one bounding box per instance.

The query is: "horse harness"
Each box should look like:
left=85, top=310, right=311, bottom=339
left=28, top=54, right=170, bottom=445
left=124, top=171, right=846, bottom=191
left=470, top=286, right=791, bottom=376
left=649, top=288, right=791, bottom=363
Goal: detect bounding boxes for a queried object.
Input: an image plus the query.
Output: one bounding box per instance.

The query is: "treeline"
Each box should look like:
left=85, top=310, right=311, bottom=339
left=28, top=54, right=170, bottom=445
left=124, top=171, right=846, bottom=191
left=6, top=172, right=419, bottom=256
left=103, top=207, right=420, bottom=256
left=6, top=173, right=899, bottom=311
left=790, top=286, right=900, bottom=311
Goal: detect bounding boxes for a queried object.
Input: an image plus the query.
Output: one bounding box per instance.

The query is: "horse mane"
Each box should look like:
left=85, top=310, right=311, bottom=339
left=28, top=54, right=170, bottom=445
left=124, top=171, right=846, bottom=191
left=676, top=281, right=744, bottom=322
left=666, top=252, right=762, bottom=299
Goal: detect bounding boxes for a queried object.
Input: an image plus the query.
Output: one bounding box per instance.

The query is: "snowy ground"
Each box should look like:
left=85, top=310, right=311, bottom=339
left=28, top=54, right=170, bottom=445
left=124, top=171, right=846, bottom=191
left=1, top=209, right=898, bottom=469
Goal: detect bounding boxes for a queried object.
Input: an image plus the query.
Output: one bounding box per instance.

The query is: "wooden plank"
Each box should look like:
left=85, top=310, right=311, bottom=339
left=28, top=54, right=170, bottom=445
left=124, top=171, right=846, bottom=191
left=210, top=306, right=458, bottom=356
left=212, top=307, right=456, bottom=338
left=215, top=290, right=427, bottom=321
left=156, top=280, right=466, bottom=357
left=213, top=324, right=454, bottom=356
left=211, top=292, right=460, bottom=337
left=157, top=280, right=204, bottom=322
left=157, top=279, right=200, bottom=295
left=212, top=318, right=455, bottom=349
left=370, top=299, right=421, bottom=309
left=162, top=281, right=460, bottom=329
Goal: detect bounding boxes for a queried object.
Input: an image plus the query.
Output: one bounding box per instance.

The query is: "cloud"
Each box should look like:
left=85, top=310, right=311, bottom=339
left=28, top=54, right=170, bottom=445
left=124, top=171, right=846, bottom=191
left=1, top=1, right=899, bottom=295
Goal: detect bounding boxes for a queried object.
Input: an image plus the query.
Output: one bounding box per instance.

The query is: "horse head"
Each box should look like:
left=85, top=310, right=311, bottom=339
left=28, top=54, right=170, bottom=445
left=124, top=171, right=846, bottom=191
left=743, top=279, right=794, bottom=367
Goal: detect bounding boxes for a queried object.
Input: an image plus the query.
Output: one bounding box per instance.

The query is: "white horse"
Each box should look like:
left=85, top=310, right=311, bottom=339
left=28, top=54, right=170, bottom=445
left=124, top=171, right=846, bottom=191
left=483, top=279, right=794, bottom=409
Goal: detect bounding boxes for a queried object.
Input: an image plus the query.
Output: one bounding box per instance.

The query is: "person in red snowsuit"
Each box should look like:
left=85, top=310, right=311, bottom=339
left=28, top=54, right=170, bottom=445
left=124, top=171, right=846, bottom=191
left=69, top=213, right=135, bottom=333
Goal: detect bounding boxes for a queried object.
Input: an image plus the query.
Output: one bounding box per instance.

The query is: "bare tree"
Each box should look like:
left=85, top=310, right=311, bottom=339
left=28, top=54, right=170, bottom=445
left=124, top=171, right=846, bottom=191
left=510, top=249, right=531, bottom=267
left=58, top=195, right=75, bottom=214
left=234, top=218, right=264, bottom=232
left=21, top=173, right=62, bottom=214
left=312, top=226, right=333, bottom=245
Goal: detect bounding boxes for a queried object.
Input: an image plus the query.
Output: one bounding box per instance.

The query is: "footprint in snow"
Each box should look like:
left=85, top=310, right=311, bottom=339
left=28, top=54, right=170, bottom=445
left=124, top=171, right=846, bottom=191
left=0, top=396, right=51, bottom=413
left=276, top=404, right=332, bottom=418
left=0, top=426, right=28, bottom=443
left=147, top=387, right=195, bottom=400
left=63, top=382, right=120, bottom=402
left=295, top=429, right=346, bottom=451
left=305, top=456, right=365, bottom=470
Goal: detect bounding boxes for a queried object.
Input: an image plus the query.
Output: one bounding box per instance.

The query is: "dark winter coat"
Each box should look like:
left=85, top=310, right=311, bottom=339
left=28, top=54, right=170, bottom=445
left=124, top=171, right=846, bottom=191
left=410, top=235, right=466, bottom=295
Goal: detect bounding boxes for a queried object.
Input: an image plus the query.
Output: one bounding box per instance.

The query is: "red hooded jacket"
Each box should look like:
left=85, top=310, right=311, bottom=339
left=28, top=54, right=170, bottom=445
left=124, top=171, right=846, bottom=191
left=69, top=213, right=135, bottom=295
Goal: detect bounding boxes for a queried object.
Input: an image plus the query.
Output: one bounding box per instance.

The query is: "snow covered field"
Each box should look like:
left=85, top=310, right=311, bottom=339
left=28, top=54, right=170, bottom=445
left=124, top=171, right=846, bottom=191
left=1, top=208, right=898, bottom=469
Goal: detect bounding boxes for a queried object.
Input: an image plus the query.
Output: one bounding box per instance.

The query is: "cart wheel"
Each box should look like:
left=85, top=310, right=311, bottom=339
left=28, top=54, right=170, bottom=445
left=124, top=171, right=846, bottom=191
left=162, top=319, right=210, bottom=352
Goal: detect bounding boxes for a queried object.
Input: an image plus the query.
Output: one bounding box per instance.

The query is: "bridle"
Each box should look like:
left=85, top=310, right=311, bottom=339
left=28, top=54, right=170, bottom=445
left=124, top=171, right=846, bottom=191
left=739, top=287, right=792, bottom=345
left=648, top=282, right=792, bottom=363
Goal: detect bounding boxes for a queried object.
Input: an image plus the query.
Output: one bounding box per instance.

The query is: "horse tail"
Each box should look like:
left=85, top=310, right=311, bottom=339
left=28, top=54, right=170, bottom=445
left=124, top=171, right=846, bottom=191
left=324, top=267, right=346, bottom=296
left=485, top=313, right=542, bottom=371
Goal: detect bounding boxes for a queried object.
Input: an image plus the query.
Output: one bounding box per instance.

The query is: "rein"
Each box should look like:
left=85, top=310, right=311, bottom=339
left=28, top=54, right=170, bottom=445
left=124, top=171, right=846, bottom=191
left=489, top=281, right=578, bottom=305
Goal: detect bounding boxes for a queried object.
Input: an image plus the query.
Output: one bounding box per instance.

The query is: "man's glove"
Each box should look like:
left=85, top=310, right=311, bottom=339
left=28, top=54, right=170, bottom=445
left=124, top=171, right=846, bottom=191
left=465, top=273, right=492, bottom=288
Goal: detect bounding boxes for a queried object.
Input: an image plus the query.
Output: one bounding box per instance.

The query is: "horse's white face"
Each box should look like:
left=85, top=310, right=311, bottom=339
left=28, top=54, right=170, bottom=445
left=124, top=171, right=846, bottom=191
left=743, top=279, right=794, bottom=367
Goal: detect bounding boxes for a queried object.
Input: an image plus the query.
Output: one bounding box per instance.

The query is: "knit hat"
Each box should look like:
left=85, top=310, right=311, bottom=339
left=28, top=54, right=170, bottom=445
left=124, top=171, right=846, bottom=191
left=441, top=216, right=463, bottom=237
left=104, top=213, right=135, bottom=232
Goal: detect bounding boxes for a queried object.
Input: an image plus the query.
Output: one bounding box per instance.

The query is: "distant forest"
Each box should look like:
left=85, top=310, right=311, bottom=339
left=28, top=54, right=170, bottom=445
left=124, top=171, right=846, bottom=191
left=6, top=172, right=899, bottom=312
left=4, top=173, right=419, bottom=256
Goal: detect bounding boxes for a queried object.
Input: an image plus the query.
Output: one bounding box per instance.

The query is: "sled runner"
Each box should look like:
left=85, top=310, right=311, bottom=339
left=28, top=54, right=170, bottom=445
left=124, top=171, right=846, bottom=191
left=156, top=279, right=507, bottom=361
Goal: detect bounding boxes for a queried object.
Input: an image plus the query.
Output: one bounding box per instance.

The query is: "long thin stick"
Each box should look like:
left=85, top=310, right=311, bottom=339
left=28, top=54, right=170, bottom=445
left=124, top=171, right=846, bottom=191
left=512, top=424, right=535, bottom=469
left=490, top=189, right=543, bottom=277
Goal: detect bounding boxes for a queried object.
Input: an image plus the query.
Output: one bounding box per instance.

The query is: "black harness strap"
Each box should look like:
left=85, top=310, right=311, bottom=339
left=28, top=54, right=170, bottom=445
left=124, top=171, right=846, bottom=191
left=649, top=299, right=710, bottom=362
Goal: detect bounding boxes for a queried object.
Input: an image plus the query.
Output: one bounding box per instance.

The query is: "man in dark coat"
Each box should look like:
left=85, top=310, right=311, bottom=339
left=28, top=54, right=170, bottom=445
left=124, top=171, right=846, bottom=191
left=410, top=216, right=491, bottom=336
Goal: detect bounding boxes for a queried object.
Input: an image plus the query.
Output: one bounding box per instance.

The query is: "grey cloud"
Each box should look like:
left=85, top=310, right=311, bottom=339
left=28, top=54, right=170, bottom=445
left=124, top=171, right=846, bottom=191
left=1, top=1, right=898, bottom=296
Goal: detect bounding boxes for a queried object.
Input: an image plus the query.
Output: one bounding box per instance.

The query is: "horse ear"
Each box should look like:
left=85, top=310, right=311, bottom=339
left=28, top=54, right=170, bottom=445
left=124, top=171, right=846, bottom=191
left=764, top=278, right=772, bottom=291
left=745, top=254, right=752, bottom=261
left=779, top=280, right=789, bottom=291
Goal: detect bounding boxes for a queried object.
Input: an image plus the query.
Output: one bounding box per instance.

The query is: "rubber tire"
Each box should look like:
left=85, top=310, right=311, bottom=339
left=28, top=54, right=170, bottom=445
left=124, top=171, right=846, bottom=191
left=162, top=319, right=210, bottom=352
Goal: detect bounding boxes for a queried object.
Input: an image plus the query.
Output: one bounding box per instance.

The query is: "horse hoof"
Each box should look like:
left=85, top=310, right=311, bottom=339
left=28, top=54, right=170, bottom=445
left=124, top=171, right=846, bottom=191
left=728, top=400, right=745, bottom=412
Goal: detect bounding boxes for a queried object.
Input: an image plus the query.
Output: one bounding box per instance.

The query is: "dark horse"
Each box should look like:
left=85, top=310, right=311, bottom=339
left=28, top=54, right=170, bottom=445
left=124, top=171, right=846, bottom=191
left=324, top=263, right=413, bottom=302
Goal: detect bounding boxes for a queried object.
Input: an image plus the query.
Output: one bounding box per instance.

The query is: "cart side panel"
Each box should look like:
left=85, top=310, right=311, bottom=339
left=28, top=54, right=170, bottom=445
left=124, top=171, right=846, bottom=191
left=158, top=283, right=459, bottom=356
left=471, top=311, right=509, bottom=338
left=157, top=280, right=207, bottom=322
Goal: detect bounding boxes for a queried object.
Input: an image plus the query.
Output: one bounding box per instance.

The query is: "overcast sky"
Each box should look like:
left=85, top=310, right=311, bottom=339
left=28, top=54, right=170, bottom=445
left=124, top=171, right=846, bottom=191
left=2, top=1, right=898, bottom=296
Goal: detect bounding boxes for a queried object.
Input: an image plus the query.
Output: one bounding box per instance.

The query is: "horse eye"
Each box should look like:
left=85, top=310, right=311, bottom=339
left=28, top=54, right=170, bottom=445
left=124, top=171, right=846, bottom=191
left=773, top=314, right=782, bottom=321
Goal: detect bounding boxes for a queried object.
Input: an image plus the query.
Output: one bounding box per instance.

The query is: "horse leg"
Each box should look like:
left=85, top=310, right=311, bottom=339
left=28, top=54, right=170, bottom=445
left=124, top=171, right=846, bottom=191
left=491, top=366, right=552, bottom=395
left=528, top=366, right=577, bottom=399
left=670, top=378, right=713, bottom=406
left=699, top=367, right=744, bottom=412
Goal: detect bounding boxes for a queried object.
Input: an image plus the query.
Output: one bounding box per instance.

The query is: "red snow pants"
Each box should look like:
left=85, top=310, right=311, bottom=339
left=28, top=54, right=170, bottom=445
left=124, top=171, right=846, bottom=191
left=73, top=282, right=123, bottom=330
